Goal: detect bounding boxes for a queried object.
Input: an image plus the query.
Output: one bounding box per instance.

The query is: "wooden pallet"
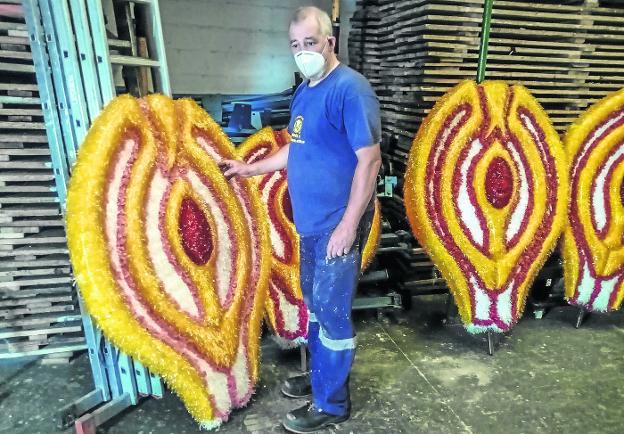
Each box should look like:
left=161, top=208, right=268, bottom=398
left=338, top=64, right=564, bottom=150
left=0, top=11, right=83, bottom=361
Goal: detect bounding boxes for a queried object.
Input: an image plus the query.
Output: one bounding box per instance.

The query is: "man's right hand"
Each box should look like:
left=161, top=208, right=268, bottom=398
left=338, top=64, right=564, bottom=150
left=219, top=160, right=253, bottom=180
left=218, top=143, right=288, bottom=180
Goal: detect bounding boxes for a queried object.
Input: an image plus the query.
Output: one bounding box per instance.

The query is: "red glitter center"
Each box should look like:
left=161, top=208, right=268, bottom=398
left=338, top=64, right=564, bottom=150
left=282, top=190, right=294, bottom=223
left=179, top=197, right=213, bottom=265
left=485, top=156, right=513, bottom=209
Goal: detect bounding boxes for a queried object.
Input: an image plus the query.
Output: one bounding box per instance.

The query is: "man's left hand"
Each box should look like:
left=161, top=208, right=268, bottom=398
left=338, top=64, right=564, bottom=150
left=326, top=221, right=357, bottom=259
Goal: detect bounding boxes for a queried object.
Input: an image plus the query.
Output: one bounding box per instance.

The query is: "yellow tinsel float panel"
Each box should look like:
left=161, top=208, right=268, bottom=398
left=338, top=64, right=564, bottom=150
left=363, top=199, right=382, bottom=270
left=65, top=94, right=270, bottom=429
left=237, top=127, right=382, bottom=347
left=404, top=80, right=568, bottom=333
left=563, top=87, right=624, bottom=312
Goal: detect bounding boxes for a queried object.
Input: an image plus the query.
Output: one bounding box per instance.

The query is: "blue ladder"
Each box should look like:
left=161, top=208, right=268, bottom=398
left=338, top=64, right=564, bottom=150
left=22, top=1, right=170, bottom=432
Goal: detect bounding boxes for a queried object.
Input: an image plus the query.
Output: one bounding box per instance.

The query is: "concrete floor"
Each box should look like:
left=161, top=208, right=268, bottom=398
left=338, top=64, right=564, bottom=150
left=1, top=295, right=623, bottom=434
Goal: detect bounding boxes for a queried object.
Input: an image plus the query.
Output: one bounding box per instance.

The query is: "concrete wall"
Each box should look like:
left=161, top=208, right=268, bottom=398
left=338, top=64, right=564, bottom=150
left=160, top=0, right=357, bottom=95
left=339, top=0, right=357, bottom=66
left=160, top=0, right=333, bottom=95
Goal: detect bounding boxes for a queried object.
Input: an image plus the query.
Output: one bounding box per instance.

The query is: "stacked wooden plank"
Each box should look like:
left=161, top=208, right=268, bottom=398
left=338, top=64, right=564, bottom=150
left=0, top=6, right=84, bottom=362
left=349, top=0, right=624, bottom=227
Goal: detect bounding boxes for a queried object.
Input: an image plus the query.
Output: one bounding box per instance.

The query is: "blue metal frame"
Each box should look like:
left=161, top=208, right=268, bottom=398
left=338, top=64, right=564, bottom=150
left=85, top=0, right=115, bottom=102
left=36, top=0, right=79, bottom=164
left=69, top=0, right=103, bottom=119
left=23, top=0, right=169, bottom=431
left=378, top=176, right=397, bottom=198
left=144, top=0, right=171, bottom=95
left=45, top=0, right=91, bottom=150
left=22, top=0, right=71, bottom=208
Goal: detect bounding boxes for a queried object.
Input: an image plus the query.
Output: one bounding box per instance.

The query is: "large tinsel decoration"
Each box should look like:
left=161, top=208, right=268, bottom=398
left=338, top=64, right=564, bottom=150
left=237, top=127, right=307, bottom=347
left=66, top=94, right=270, bottom=429
left=404, top=80, right=568, bottom=332
left=563, top=87, right=624, bottom=312
left=237, top=127, right=382, bottom=347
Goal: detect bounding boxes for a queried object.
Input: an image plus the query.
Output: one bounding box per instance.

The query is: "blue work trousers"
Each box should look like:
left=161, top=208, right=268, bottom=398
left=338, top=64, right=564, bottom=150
left=299, top=209, right=374, bottom=416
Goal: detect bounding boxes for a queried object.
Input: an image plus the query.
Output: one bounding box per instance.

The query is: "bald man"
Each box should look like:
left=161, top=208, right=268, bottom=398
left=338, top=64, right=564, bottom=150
left=221, top=6, right=381, bottom=432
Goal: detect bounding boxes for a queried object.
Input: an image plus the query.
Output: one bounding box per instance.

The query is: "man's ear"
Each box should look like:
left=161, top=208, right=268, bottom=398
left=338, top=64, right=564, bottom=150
left=328, top=36, right=337, bottom=51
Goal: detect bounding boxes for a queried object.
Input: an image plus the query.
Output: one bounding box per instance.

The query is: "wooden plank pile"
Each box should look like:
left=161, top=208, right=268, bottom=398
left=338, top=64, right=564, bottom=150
left=0, top=4, right=84, bottom=363
left=349, top=0, right=624, bottom=227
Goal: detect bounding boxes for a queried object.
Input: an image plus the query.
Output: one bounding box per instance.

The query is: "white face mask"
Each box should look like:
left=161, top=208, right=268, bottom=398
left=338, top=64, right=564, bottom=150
left=294, top=40, right=328, bottom=81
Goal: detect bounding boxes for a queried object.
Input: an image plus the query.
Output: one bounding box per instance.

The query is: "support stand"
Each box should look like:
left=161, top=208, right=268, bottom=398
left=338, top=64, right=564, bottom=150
left=299, top=345, right=308, bottom=373
left=486, top=331, right=503, bottom=356
left=575, top=307, right=589, bottom=329
left=444, top=293, right=506, bottom=355
left=443, top=292, right=459, bottom=325
left=73, top=394, right=133, bottom=434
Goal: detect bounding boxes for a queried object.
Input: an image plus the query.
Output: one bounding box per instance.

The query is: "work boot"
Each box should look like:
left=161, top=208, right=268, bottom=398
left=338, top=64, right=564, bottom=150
left=282, top=401, right=350, bottom=433
left=281, top=372, right=312, bottom=398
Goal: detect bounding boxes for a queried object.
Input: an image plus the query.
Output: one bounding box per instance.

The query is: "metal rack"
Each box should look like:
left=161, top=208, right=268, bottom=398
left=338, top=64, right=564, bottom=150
left=23, top=1, right=170, bottom=432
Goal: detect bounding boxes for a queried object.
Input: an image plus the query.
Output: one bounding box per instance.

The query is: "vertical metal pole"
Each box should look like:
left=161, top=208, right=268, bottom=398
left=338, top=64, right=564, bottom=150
left=132, top=360, right=152, bottom=396
left=37, top=0, right=80, bottom=165
left=478, top=0, right=495, bottom=357
left=117, top=353, right=139, bottom=405
left=300, top=344, right=308, bottom=372
left=22, top=0, right=71, bottom=207
left=69, top=0, right=104, bottom=121
left=24, top=0, right=113, bottom=417
left=142, top=0, right=171, bottom=96
left=149, top=368, right=163, bottom=398
left=45, top=0, right=91, bottom=151
left=86, top=0, right=115, bottom=103
left=476, top=0, right=494, bottom=84
left=487, top=330, right=495, bottom=356
left=77, top=296, right=112, bottom=402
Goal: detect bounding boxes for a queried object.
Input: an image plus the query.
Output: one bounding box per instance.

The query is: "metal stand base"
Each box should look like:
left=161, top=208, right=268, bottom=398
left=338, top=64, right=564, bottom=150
left=487, top=331, right=503, bottom=356
left=443, top=292, right=459, bottom=325
left=352, top=292, right=402, bottom=311
left=57, top=389, right=105, bottom=430
left=299, top=344, right=308, bottom=373
left=58, top=388, right=136, bottom=434
left=444, top=294, right=506, bottom=356
left=73, top=393, right=133, bottom=434
left=533, top=308, right=547, bottom=320
left=575, top=307, right=589, bottom=329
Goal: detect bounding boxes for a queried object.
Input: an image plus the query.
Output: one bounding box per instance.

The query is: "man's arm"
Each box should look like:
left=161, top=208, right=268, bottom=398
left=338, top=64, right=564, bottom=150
left=326, top=144, right=381, bottom=259
left=220, top=143, right=290, bottom=179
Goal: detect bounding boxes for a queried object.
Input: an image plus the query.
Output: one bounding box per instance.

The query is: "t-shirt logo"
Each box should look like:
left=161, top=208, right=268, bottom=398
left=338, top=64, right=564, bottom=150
left=291, top=116, right=305, bottom=144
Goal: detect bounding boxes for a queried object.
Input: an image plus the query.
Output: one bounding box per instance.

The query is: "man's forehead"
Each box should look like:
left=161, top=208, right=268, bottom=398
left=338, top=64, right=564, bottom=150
left=289, top=16, right=321, bottom=39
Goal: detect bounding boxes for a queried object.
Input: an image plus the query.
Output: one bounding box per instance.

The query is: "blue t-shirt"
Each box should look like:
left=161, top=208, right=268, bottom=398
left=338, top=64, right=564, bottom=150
left=287, top=63, right=381, bottom=236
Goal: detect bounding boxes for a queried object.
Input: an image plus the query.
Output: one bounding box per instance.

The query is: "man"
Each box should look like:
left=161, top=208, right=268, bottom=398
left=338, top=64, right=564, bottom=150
left=220, top=6, right=381, bottom=433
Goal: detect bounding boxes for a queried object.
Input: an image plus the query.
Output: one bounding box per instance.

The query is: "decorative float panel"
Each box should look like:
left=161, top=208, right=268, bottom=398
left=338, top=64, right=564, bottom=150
left=404, top=80, right=568, bottom=332
left=563, top=88, right=624, bottom=312
left=66, top=94, right=270, bottom=428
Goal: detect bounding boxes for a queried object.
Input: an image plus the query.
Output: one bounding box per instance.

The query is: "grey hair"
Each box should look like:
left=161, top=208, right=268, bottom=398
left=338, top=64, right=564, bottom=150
left=290, top=6, right=333, bottom=37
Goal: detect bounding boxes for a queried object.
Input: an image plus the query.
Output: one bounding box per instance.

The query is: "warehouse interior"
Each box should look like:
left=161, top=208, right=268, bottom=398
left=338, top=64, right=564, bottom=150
left=1, top=1, right=624, bottom=433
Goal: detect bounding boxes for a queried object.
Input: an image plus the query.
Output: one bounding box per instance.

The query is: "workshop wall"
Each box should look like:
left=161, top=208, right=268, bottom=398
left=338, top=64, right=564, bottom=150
left=161, top=0, right=352, bottom=95
left=339, top=0, right=356, bottom=66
